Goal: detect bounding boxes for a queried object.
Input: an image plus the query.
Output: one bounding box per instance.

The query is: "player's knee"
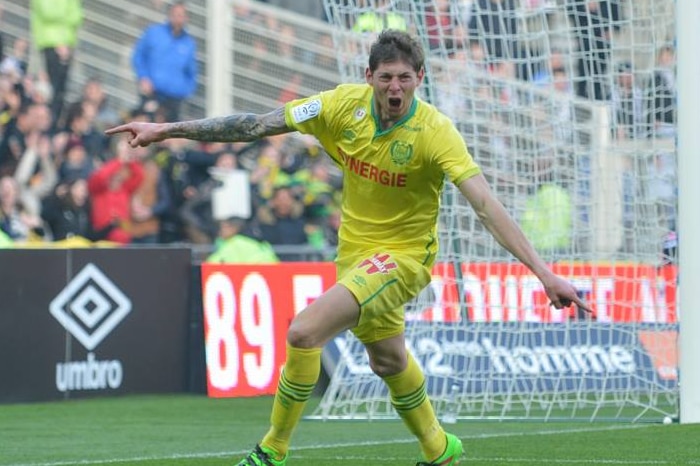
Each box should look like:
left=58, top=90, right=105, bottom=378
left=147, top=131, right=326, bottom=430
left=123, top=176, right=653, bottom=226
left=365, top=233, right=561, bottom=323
left=286, top=322, right=320, bottom=348
left=369, top=353, right=407, bottom=378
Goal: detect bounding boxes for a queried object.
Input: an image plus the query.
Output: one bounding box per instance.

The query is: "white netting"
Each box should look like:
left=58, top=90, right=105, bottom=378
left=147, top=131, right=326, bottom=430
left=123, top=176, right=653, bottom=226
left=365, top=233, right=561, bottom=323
left=312, top=0, right=678, bottom=422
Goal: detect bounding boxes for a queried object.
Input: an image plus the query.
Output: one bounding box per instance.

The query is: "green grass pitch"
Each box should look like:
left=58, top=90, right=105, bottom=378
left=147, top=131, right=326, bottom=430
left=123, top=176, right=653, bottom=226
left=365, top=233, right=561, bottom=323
left=1, top=394, right=699, bottom=465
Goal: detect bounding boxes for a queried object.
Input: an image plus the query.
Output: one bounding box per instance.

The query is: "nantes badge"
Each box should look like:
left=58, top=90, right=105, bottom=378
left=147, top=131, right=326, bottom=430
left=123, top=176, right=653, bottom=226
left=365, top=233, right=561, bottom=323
left=390, top=140, right=413, bottom=166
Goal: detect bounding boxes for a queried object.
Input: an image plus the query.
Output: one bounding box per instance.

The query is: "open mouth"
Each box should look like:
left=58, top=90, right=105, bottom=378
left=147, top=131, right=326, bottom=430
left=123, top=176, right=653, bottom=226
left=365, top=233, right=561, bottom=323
left=388, top=97, right=402, bottom=109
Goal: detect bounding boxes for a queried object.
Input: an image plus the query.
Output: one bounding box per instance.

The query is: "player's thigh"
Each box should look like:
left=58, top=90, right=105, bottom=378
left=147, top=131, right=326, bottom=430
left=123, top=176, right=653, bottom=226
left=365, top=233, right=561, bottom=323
left=337, top=251, right=431, bottom=343
left=287, top=283, right=360, bottom=348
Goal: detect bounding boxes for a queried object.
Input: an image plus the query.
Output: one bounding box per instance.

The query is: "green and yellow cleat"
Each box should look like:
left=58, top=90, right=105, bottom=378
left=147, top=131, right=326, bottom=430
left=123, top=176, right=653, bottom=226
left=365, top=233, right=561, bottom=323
left=416, top=433, right=464, bottom=465
left=236, top=444, right=287, bottom=466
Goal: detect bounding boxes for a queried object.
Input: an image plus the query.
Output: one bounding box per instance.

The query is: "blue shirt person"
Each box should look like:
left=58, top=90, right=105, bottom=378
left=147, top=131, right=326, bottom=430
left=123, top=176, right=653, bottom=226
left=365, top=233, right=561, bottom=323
left=132, top=1, right=198, bottom=122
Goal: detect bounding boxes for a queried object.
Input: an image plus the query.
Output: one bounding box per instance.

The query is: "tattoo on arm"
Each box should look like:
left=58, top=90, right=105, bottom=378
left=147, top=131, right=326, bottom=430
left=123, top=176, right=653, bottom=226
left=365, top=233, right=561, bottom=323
left=165, top=107, right=291, bottom=142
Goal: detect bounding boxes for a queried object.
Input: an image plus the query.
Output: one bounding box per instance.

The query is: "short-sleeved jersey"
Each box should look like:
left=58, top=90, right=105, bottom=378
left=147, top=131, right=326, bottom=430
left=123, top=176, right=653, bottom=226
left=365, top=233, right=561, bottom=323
left=284, top=83, right=481, bottom=262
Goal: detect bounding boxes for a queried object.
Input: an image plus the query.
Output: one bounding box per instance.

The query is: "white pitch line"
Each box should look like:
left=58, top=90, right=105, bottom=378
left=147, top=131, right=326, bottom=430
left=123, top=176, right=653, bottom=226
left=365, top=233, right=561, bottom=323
left=456, top=459, right=700, bottom=465
left=291, top=455, right=699, bottom=465
left=6, top=423, right=682, bottom=466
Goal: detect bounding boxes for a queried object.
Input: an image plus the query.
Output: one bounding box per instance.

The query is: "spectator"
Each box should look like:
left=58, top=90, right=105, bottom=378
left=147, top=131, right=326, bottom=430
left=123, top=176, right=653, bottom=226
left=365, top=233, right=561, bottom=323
left=86, top=139, right=144, bottom=244
left=660, top=229, right=677, bottom=267
left=424, top=0, right=459, bottom=52
left=521, top=178, right=573, bottom=256
left=0, top=38, right=29, bottom=83
left=432, top=58, right=469, bottom=122
left=180, top=151, right=239, bottom=244
left=531, top=49, right=566, bottom=86
left=550, top=66, right=575, bottom=143
left=41, top=177, right=113, bottom=241
left=611, top=62, right=645, bottom=140
left=644, top=46, right=677, bottom=232
left=152, top=137, right=216, bottom=243
left=205, top=216, right=279, bottom=264
left=646, top=45, right=676, bottom=139
left=30, top=0, right=83, bottom=130
left=73, top=77, right=121, bottom=134
left=249, top=140, right=284, bottom=203
left=129, top=149, right=172, bottom=244
left=0, top=102, right=52, bottom=177
left=58, top=139, right=94, bottom=183
left=0, top=75, right=23, bottom=129
left=353, top=0, right=408, bottom=34
left=566, top=0, right=621, bottom=101
left=300, top=159, right=336, bottom=222
left=320, top=204, right=341, bottom=249
left=468, top=0, right=519, bottom=64
left=132, top=1, right=198, bottom=122
left=14, top=131, right=58, bottom=217
left=22, top=73, right=53, bottom=107
left=256, top=185, right=308, bottom=260
left=56, top=101, right=105, bottom=164
left=0, top=175, right=45, bottom=241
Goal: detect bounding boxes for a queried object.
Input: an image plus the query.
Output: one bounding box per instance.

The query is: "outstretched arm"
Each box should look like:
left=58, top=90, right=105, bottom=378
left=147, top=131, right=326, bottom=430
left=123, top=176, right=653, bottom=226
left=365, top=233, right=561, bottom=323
left=105, top=107, right=292, bottom=148
left=458, top=173, right=591, bottom=312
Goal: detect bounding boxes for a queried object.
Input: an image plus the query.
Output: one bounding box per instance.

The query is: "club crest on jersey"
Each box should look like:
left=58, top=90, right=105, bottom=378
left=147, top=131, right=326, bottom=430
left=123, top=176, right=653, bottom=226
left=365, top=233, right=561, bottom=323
left=342, top=129, right=357, bottom=142
left=358, top=253, right=398, bottom=275
left=291, top=99, right=321, bottom=123
left=354, top=107, right=367, bottom=120
left=390, top=141, right=413, bottom=165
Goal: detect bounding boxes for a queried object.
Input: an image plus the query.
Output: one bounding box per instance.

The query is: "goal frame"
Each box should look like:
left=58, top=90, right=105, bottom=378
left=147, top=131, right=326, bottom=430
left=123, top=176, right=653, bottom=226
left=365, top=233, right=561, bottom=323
left=316, top=0, right=698, bottom=421
left=676, top=0, right=700, bottom=425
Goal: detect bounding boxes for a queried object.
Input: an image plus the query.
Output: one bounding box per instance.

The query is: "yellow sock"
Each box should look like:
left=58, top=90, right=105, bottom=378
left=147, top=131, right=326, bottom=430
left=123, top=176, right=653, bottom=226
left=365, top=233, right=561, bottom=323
left=383, top=353, right=446, bottom=461
left=261, top=344, right=321, bottom=458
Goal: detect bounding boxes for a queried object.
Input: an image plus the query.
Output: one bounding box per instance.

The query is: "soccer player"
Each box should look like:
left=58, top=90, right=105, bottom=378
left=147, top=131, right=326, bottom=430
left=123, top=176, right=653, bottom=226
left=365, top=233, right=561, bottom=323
left=106, top=29, right=590, bottom=466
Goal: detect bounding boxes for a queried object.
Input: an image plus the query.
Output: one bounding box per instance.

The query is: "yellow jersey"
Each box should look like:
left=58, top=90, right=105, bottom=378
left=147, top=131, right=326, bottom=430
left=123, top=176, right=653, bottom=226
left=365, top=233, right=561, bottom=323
left=284, top=83, right=480, bottom=262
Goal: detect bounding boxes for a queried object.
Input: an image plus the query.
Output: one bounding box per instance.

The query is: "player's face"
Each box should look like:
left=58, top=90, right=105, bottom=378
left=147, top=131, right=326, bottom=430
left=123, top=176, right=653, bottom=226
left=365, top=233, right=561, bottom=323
left=366, top=60, right=424, bottom=122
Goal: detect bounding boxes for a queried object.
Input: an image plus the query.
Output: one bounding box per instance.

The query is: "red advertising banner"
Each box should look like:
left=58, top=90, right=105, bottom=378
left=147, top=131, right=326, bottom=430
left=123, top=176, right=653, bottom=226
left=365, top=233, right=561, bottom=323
left=201, top=261, right=678, bottom=397
left=201, top=263, right=335, bottom=398
left=460, top=263, right=678, bottom=323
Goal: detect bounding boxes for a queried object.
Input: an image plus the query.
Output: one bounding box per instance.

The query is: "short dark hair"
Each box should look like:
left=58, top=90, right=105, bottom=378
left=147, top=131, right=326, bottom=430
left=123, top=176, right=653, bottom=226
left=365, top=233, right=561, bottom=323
left=368, top=30, right=424, bottom=73
left=169, top=1, right=186, bottom=9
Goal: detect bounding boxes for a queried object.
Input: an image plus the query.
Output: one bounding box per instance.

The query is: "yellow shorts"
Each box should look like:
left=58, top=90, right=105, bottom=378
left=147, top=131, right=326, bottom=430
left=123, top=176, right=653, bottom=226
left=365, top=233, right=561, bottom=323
left=336, top=250, right=432, bottom=344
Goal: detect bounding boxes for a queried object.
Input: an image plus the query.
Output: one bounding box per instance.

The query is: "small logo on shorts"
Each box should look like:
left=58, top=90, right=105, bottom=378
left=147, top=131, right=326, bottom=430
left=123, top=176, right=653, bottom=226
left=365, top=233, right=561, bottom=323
left=358, top=253, right=398, bottom=275
left=352, top=275, right=367, bottom=286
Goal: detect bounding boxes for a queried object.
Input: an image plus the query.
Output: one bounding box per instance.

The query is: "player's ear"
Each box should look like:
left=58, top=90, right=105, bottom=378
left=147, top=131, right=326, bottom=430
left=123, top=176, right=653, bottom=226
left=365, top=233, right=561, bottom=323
left=364, top=67, right=373, bottom=84
left=417, top=67, right=425, bottom=84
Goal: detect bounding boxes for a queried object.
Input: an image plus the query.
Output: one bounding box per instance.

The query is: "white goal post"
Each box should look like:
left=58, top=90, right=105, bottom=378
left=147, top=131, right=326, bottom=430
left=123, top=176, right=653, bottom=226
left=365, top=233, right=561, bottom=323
left=311, top=0, right=682, bottom=423
left=676, top=0, right=700, bottom=425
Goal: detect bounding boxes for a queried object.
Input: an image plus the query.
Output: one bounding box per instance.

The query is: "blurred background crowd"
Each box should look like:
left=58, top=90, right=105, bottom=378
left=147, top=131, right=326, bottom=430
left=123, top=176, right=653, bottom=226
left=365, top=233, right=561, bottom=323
left=0, top=0, right=677, bottom=263
left=0, top=1, right=346, bottom=262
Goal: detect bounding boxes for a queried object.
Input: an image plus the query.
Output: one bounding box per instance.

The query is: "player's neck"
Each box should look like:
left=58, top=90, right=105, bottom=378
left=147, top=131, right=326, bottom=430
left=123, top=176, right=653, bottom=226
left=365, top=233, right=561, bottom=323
left=379, top=117, right=399, bottom=131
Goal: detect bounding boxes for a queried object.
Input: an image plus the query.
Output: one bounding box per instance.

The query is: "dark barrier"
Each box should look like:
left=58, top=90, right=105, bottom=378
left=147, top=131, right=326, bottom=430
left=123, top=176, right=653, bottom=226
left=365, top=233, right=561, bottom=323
left=0, top=248, right=191, bottom=403
left=187, top=264, right=207, bottom=394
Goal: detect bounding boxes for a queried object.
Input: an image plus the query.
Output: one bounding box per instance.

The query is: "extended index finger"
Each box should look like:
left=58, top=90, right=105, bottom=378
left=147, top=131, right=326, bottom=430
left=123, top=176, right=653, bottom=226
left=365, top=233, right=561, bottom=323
left=571, top=294, right=593, bottom=313
left=105, top=124, right=133, bottom=135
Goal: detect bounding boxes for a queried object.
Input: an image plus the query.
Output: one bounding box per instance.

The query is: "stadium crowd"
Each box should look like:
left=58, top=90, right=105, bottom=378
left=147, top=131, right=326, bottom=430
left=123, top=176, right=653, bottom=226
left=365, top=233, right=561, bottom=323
left=0, top=0, right=677, bottom=261
left=0, top=66, right=343, bottom=258
left=0, top=1, right=344, bottom=261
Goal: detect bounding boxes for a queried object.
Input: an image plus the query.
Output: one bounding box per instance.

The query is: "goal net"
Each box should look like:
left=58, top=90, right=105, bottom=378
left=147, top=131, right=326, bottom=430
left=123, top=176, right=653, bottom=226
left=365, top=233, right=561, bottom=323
left=311, top=0, right=678, bottom=422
